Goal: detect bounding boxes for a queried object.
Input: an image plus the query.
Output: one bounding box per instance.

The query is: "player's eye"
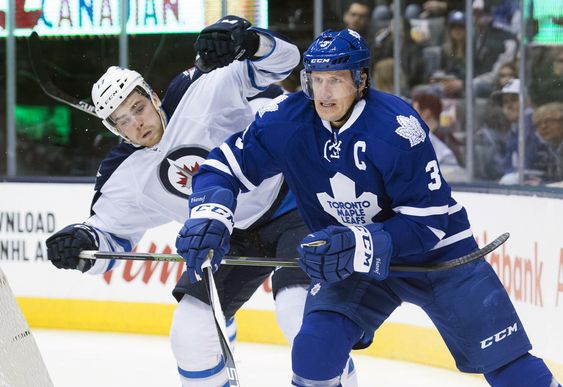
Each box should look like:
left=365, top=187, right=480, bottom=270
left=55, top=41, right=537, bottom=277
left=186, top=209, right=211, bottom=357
left=117, top=117, right=131, bottom=127
left=134, top=102, right=146, bottom=114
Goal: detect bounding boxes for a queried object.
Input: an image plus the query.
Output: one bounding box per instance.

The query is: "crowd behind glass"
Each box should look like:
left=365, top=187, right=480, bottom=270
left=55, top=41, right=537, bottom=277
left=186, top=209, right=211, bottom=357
left=1, top=0, right=562, bottom=189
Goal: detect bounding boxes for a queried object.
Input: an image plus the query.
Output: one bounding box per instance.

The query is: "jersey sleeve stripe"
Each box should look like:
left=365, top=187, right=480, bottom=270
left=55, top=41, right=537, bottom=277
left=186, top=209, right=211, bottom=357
left=448, top=202, right=463, bottom=214
left=427, top=226, right=446, bottom=240
left=246, top=61, right=269, bottom=91
left=202, top=159, right=233, bottom=176
left=219, top=143, right=257, bottom=191
left=430, top=228, right=473, bottom=251
left=393, top=204, right=449, bottom=216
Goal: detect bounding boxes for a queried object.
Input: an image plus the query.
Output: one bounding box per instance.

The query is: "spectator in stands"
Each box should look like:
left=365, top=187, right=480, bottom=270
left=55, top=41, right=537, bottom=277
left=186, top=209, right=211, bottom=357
left=475, top=61, right=517, bottom=98
left=495, top=62, right=517, bottom=90
left=372, top=18, right=425, bottom=89
left=412, top=92, right=468, bottom=181
left=532, top=102, right=563, bottom=185
left=437, top=10, right=466, bottom=97
left=371, top=58, right=407, bottom=94
left=373, top=0, right=464, bottom=19
left=529, top=46, right=563, bottom=106
left=473, top=0, right=518, bottom=77
left=490, top=0, right=520, bottom=35
left=474, top=79, right=545, bottom=182
left=343, top=0, right=374, bottom=42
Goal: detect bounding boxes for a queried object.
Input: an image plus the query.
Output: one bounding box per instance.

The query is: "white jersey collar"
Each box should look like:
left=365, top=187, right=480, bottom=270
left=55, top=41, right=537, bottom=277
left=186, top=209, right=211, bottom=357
left=321, top=99, right=366, bottom=134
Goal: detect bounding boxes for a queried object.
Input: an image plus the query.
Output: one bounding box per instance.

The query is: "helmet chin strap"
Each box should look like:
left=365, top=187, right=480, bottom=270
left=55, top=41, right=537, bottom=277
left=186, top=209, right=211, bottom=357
left=148, top=92, right=168, bottom=135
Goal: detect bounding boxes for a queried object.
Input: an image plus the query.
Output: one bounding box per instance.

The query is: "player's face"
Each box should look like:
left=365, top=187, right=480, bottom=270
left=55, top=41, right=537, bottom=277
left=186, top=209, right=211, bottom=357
left=311, top=70, right=360, bottom=127
left=110, top=90, right=164, bottom=147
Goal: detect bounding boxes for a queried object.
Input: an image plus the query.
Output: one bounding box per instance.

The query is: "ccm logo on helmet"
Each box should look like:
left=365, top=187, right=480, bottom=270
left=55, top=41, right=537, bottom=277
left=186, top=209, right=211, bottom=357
left=310, top=58, right=330, bottom=63
left=104, top=89, right=118, bottom=105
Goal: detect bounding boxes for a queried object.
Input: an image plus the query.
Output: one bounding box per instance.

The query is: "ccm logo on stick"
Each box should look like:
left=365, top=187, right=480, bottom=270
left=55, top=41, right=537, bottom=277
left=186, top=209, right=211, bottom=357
left=480, top=323, right=518, bottom=349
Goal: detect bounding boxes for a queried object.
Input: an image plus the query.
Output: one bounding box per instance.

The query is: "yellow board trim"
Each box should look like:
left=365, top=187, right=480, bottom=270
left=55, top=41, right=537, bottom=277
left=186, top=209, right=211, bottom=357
left=18, top=297, right=563, bottom=380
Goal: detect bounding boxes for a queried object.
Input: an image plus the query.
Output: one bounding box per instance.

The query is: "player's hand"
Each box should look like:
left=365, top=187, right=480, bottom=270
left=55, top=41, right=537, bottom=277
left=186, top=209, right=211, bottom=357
left=297, top=224, right=393, bottom=283
left=194, top=15, right=260, bottom=73
left=46, top=224, right=97, bottom=272
left=176, top=188, right=236, bottom=283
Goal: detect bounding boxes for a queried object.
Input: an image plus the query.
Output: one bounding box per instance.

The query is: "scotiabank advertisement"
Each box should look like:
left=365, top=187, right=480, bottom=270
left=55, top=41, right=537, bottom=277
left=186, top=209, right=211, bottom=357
left=0, top=182, right=562, bottom=367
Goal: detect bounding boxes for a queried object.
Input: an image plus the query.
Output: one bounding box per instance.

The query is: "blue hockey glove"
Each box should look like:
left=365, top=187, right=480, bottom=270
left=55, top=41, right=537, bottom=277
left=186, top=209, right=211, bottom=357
left=297, top=224, right=393, bottom=283
left=176, top=188, right=236, bottom=283
left=46, top=224, right=98, bottom=273
left=194, top=15, right=260, bottom=73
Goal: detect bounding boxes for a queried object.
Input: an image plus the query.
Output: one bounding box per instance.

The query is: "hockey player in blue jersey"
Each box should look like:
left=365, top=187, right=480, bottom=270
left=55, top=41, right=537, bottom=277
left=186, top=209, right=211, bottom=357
left=177, top=29, right=561, bottom=386
left=45, top=17, right=357, bottom=387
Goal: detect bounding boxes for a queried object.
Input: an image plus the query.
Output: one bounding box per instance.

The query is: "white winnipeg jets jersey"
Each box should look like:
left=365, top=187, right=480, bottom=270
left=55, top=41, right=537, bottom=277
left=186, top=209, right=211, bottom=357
left=84, top=31, right=299, bottom=274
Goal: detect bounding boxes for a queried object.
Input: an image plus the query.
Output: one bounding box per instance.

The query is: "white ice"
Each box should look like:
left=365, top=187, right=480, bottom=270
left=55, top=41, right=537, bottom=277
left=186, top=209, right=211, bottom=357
left=34, top=329, right=488, bottom=386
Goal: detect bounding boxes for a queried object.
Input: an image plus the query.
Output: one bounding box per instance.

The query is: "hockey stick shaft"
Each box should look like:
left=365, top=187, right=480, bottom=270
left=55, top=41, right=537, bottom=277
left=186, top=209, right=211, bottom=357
left=28, top=31, right=98, bottom=117
left=201, top=259, right=240, bottom=385
left=79, top=232, right=509, bottom=273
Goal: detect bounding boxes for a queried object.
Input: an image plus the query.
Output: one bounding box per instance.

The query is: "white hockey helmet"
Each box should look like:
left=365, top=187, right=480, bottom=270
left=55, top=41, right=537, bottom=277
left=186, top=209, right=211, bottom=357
left=92, top=66, right=159, bottom=142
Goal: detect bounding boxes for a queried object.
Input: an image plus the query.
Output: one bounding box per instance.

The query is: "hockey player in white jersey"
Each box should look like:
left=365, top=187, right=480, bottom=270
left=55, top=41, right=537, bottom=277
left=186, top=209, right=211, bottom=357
left=45, top=17, right=356, bottom=387
left=177, top=29, right=561, bottom=387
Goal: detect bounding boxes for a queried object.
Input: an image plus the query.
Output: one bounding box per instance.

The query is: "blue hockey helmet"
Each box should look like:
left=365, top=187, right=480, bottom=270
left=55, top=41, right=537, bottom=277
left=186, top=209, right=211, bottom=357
left=303, top=29, right=370, bottom=72
left=301, top=29, right=370, bottom=100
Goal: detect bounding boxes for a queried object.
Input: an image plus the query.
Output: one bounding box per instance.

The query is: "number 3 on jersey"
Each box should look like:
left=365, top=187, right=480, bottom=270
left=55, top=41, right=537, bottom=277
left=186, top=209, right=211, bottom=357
left=425, top=160, right=442, bottom=191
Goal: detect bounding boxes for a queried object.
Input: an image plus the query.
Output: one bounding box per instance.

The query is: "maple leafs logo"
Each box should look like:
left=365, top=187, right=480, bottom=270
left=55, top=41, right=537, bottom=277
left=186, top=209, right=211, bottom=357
left=258, top=94, right=288, bottom=118
left=316, top=173, right=381, bottom=226
left=395, top=115, right=426, bottom=147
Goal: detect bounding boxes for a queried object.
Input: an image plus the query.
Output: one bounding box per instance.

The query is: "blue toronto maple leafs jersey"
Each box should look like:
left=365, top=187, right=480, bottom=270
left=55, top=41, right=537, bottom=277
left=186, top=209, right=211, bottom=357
left=194, top=89, right=478, bottom=265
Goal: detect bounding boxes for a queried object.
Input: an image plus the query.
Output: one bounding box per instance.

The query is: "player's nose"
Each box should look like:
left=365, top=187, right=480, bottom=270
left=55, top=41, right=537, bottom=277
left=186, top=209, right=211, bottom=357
left=132, top=116, right=143, bottom=130
left=317, top=84, right=332, bottom=99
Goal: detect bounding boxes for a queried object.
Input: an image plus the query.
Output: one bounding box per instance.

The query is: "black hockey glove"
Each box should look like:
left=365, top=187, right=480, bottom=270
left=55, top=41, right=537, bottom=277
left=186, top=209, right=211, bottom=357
left=194, top=15, right=260, bottom=73
left=46, top=224, right=98, bottom=273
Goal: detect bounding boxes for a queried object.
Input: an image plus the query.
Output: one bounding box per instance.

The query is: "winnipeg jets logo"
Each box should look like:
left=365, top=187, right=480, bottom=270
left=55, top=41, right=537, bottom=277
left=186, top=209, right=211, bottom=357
left=317, top=173, right=381, bottom=225
left=395, top=115, right=426, bottom=147
left=158, top=146, right=209, bottom=199
left=258, top=94, right=288, bottom=118
left=167, top=158, right=198, bottom=190
left=324, top=139, right=342, bottom=161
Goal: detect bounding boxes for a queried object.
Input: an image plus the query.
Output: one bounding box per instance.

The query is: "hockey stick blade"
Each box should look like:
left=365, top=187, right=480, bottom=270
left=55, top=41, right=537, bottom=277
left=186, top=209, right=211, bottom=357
left=79, top=232, right=509, bottom=273
left=28, top=31, right=98, bottom=117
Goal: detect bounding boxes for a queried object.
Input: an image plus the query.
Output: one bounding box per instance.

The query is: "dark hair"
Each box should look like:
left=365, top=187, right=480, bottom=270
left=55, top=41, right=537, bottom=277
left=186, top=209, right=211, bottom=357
left=345, top=0, right=374, bottom=14
left=412, top=92, right=442, bottom=121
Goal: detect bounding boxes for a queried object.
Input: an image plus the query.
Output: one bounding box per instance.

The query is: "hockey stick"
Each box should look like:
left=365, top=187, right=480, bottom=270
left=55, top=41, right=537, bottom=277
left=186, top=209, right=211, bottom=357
left=28, top=31, right=98, bottom=117
left=201, top=259, right=240, bottom=386
left=79, top=232, right=509, bottom=273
